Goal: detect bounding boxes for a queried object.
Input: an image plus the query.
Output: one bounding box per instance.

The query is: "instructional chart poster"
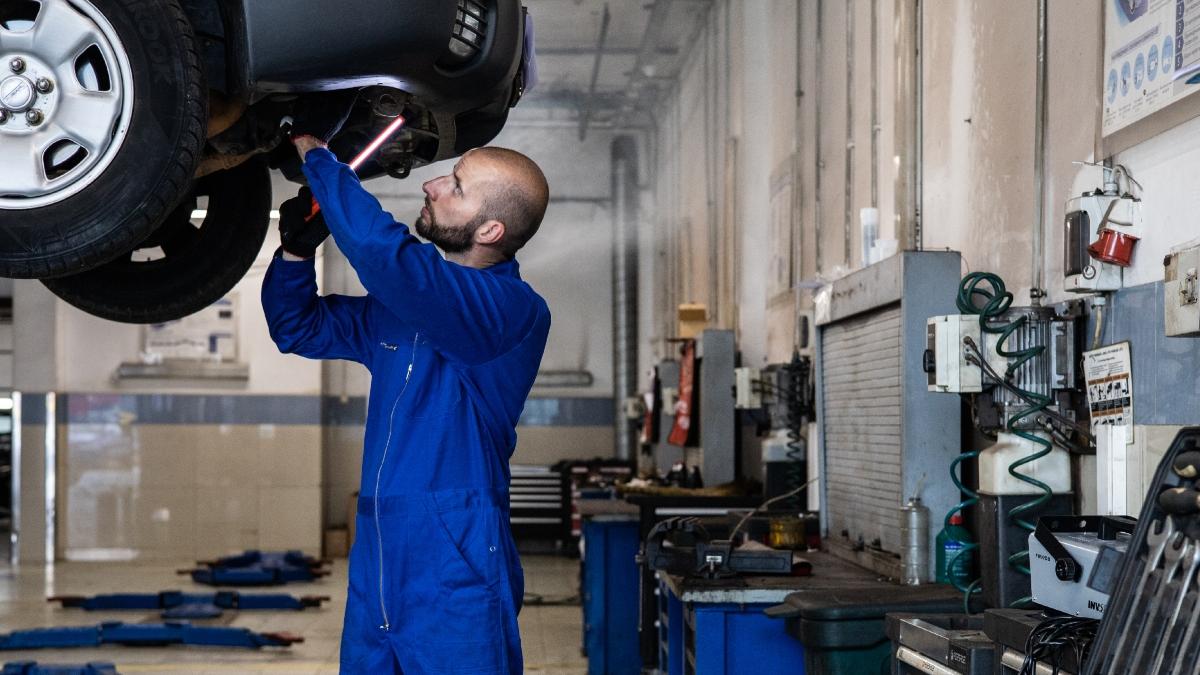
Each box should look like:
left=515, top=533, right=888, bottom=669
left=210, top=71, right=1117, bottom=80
left=1103, top=0, right=1200, bottom=135
left=1082, top=341, right=1135, bottom=443
left=144, top=296, right=238, bottom=361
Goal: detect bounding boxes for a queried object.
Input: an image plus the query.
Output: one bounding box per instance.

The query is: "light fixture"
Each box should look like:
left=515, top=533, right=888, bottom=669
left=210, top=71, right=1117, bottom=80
left=190, top=210, right=280, bottom=220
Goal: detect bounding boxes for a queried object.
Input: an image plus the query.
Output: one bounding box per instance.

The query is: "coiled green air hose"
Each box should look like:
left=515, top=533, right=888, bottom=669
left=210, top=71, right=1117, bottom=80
left=955, top=272, right=1054, bottom=609
left=783, top=352, right=810, bottom=512
left=945, top=449, right=982, bottom=612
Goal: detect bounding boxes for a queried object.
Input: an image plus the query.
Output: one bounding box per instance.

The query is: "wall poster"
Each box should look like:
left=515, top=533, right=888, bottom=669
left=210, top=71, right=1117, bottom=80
left=1104, top=0, right=1200, bottom=135
left=143, top=296, right=238, bottom=362
left=1082, top=341, right=1135, bottom=444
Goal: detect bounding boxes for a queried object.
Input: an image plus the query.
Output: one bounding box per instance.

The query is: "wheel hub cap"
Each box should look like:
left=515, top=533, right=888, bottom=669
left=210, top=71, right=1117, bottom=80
left=0, top=76, right=35, bottom=112
left=0, top=0, right=134, bottom=210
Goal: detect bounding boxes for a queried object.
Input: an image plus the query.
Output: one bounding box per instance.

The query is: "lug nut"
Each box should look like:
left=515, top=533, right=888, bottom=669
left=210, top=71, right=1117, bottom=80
left=9, top=58, right=25, bottom=74
left=34, top=77, right=52, bottom=94
left=25, top=109, right=42, bottom=126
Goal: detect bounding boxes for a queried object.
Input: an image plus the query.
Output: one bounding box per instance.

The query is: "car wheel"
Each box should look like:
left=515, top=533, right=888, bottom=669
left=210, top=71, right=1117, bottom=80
left=0, top=0, right=206, bottom=278
left=42, top=157, right=272, bottom=324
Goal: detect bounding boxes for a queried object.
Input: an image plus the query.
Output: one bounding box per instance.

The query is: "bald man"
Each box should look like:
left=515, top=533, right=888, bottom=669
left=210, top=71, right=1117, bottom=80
left=262, top=135, right=551, bottom=674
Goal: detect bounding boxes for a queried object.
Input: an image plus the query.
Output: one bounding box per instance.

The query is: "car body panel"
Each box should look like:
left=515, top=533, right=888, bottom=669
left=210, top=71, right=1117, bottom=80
left=235, top=0, right=523, bottom=110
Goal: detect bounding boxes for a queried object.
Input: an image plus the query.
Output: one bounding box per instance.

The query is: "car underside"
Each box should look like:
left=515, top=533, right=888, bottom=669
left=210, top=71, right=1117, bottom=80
left=0, top=0, right=529, bottom=323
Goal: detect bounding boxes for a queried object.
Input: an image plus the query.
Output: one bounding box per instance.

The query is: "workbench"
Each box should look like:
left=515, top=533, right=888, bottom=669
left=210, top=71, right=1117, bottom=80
left=655, top=551, right=881, bottom=675
left=624, top=494, right=763, bottom=663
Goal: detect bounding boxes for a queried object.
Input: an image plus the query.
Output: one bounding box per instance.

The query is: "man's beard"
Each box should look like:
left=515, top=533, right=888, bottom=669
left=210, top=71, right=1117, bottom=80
left=415, top=207, right=484, bottom=254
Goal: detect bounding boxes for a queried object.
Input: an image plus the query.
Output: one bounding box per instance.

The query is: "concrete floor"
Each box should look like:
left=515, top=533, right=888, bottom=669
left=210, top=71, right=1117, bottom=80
left=0, top=554, right=588, bottom=674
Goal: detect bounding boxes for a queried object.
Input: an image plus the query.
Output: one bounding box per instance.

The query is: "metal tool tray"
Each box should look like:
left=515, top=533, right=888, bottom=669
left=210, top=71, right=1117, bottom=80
left=1084, top=426, right=1200, bottom=674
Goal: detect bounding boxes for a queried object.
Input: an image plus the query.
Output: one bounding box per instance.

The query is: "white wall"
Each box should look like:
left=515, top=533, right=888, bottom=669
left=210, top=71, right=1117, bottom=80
left=647, top=0, right=1200, bottom=369
left=643, top=0, right=1200, bottom=508
left=1107, top=115, right=1200, bottom=286
left=921, top=0, right=1199, bottom=302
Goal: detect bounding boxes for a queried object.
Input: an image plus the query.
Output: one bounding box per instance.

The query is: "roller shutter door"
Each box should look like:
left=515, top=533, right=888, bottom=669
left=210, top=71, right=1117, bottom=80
left=821, top=303, right=903, bottom=553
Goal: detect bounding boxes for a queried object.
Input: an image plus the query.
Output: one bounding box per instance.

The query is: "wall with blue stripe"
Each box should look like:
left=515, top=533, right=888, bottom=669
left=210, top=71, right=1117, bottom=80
left=20, top=393, right=614, bottom=428
left=21, top=392, right=616, bottom=541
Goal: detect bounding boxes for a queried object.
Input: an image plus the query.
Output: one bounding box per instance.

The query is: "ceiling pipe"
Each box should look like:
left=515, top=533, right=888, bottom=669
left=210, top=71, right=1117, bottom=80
left=578, top=3, right=612, bottom=141
left=893, top=0, right=922, bottom=251
left=844, top=0, right=855, bottom=266
left=611, top=136, right=640, bottom=461
left=794, top=0, right=806, bottom=285
left=815, top=0, right=824, bottom=272
left=1031, top=0, right=1049, bottom=304
left=870, top=0, right=879, bottom=209
left=623, top=0, right=713, bottom=117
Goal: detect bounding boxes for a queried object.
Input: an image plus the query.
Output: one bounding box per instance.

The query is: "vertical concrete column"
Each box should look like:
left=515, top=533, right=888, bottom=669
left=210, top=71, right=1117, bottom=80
left=12, top=281, right=60, bottom=564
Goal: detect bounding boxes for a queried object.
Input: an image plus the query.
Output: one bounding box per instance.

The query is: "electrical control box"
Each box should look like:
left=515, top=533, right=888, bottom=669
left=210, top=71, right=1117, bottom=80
left=926, top=315, right=983, bottom=393
left=1165, top=244, right=1200, bottom=337
left=734, top=367, right=763, bottom=409
left=924, top=315, right=1007, bottom=393
left=1064, top=193, right=1132, bottom=293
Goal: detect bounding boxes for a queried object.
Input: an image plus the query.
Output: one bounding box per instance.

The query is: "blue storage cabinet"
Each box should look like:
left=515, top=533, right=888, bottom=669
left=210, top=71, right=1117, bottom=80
left=582, top=516, right=641, bottom=675
left=658, top=576, right=806, bottom=674
left=656, top=572, right=684, bottom=674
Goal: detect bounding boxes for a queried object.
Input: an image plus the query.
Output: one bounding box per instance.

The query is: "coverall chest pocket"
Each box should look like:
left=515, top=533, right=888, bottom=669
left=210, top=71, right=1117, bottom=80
left=378, top=336, right=462, bottom=419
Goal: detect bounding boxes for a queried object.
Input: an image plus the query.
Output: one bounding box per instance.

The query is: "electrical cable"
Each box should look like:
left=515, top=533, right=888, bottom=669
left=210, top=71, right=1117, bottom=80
left=1019, top=615, right=1098, bottom=675
left=963, top=338, right=1093, bottom=442
left=729, top=476, right=821, bottom=543
left=522, top=593, right=580, bottom=607
left=956, top=271, right=1053, bottom=609
left=1111, top=164, right=1142, bottom=196
left=1091, top=300, right=1105, bottom=351
left=754, top=381, right=802, bottom=399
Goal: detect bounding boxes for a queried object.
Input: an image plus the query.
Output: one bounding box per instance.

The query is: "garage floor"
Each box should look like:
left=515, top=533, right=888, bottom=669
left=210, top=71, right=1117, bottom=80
left=0, top=555, right=587, bottom=674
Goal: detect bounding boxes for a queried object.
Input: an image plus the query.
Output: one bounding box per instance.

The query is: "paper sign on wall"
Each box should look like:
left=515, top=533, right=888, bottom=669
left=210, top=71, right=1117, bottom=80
left=1083, top=341, right=1135, bottom=443
left=1103, top=0, right=1200, bottom=136
left=143, top=296, right=238, bottom=362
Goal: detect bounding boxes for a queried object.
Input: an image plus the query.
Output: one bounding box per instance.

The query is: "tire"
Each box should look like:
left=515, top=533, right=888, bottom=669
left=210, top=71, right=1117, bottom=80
left=42, top=158, right=272, bottom=324
left=0, top=0, right=206, bottom=278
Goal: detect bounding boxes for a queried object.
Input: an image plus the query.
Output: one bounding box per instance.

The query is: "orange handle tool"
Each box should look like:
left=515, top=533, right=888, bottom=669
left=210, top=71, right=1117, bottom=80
left=308, top=115, right=408, bottom=218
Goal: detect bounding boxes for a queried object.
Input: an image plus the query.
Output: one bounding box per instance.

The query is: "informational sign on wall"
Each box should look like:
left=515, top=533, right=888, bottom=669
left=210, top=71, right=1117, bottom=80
left=143, top=296, right=238, bottom=362
left=1082, top=341, right=1135, bottom=443
left=1103, top=0, right=1200, bottom=136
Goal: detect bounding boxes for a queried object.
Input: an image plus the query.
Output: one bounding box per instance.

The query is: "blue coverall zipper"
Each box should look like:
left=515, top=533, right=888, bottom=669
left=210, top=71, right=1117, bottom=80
left=373, top=331, right=418, bottom=631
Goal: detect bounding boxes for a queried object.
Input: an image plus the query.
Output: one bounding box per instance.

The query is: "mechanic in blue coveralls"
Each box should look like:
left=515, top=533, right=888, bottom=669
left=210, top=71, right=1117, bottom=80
left=261, top=129, right=550, bottom=673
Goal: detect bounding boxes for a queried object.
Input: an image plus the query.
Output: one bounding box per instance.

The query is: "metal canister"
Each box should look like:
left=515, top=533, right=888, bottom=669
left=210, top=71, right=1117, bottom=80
left=768, top=515, right=805, bottom=550
left=899, top=497, right=930, bottom=585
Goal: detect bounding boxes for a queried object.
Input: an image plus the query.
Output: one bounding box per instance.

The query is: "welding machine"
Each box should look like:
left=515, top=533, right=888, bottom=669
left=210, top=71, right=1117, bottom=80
left=1027, top=515, right=1135, bottom=619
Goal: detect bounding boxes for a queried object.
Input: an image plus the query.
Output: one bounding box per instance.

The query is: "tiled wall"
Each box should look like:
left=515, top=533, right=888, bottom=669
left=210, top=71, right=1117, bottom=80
left=22, top=393, right=323, bottom=562
left=1100, top=281, right=1200, bottom=425
left=62, top=422, right=321, bottom=561
left=18, top=393, right=616, bottom=559
left=1077, top=281, right=1200, bottom=514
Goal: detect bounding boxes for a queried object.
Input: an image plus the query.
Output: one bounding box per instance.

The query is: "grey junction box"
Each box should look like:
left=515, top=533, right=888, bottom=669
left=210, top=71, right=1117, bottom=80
left=1165, top=243, right=1200, bottom=337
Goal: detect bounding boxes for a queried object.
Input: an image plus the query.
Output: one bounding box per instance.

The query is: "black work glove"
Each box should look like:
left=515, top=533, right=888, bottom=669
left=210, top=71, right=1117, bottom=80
left=278, top=187, right=330, bottom=259
left=287, top=90, right=358, bottom=143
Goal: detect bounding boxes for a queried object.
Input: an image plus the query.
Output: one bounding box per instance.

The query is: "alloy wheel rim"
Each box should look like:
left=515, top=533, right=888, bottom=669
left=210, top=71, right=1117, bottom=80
left=0, top=0, right=135, bottom=210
